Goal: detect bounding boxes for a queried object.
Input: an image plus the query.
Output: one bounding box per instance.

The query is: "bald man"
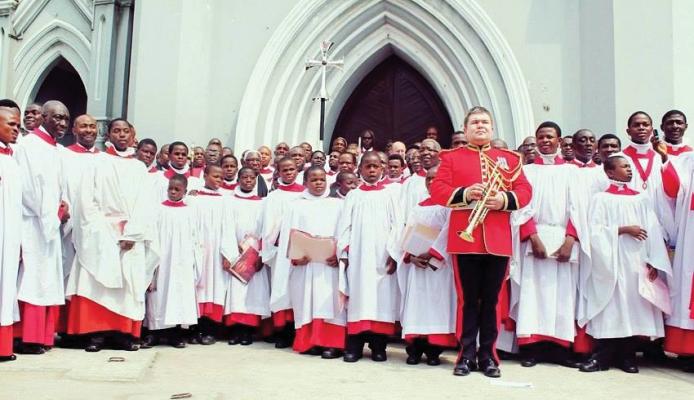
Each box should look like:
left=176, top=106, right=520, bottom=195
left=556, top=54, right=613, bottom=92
left=13, top=100, right=70, bottom=354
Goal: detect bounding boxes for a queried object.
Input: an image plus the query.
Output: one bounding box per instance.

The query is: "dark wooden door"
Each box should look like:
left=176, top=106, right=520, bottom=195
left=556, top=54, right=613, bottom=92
left=332, top=55, right=453, bottom=150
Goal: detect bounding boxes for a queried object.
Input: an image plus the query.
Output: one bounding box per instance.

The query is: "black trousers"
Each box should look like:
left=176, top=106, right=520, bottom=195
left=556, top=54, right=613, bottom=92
left=456, top=254, right=508, bottom=362
left=592, top=337, right=637, bottom=365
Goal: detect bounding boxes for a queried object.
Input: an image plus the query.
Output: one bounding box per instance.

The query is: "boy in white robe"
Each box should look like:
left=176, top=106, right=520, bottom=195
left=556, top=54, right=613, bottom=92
left=283, top=167, right=346, bottom=358
left=0, top=109, right=22, bottom=362
left=187, top=164, right=238, bottom=345
left=329, top=171, right=357, bottom=199
left=261, top=157, right=304, bottom=348
left=154, top=141, right=202, bottom=201
left=13, top=101, right=69, bottom=354
left=224, top=167, right=271, bottom=345
left=658, top=142, right=694, bottom=372
left=579, top=155, right=671, bottom=373
left=338, top=152, right=402, bottom=362
left=219, top=155, right=238, bottom=194
left=395, top=166, right=457, bottom=366
left=143, top=175, right=201, bottom=348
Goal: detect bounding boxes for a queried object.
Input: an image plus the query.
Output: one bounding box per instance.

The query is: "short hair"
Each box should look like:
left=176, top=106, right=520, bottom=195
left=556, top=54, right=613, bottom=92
left=169, top=173, right=188, bottom=188
left=336, top=171, right=356, bottom=183
left=137, top=138, right=157, bottom=151
left=303, top=165, right=326, bottom=182
left=244, top=150, right=261, bottom=160
left=311, top=150, right=325, bottom=158
left=603, top=154, right=626, bottom=172
left=421, top=138, right=442, bottom=151
left=220, top=154, right=238, bottom=165
left=627, top=111, right=652, bottom=127
left=572, top=129, right=594, bottom=141
left=0, top=99, right=20, bottom=110
left=237, top=166, right=257, bottom=178
left=359, top=151, right=381, bottom=168
left=204, top=163, right=223, bottom=174
left=463, top=106, right=492, bottom=127
left=535, top=121, right=562, bottom=137
left=339, top=151, right=357, bottom=165
left=107, top=118, right=130, bottom=132
left=452, top=130, right=465, bottom=136
left=168, top=141, right=188, bottom=154
left=276, top=156, right=295, bottom=167
left=598, top=133, right=621, bottom=148
left=388, top=154, right=405, bottom=166
left=662, top=109, right=687, bottom=124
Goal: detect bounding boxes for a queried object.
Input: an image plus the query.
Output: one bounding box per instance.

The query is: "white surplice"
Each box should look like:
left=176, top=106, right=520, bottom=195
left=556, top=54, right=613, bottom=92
left=187, top=188, right=238, bottom=309
left=224, top=188, right=271, bottom=318
left=511, top=159, right=579, bottom=343
left=337, top=182, right=402, bottom=326
left=395, top=201, right=456, bottom=337
left=584, top=185, right=671, bottom=339
left=0, top=148, right=22, bottom=326
left=261, top=182, right=304, bottom=314
left=153, top=164, right=203, bottom=201
left=145, top=201, right=202, bottom=330
left=67, top=154, right=159, bottom=320
left=13, top=130, right=65, bottom=307
left=277, top=191, right=346, bottom=329
left=399, top=172, right=427, bottom=222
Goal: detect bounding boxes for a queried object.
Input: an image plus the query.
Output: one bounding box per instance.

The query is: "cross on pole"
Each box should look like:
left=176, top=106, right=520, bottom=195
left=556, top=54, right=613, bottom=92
left=305, top=40, right=343, bottom=143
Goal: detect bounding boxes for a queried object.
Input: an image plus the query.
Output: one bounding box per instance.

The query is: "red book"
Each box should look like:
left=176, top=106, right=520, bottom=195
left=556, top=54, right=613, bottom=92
left=229, top=236, right=261, bottom=285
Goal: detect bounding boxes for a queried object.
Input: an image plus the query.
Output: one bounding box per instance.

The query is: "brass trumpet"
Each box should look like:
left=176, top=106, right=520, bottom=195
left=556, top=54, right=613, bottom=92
left=458, top=161, right=507, bottom=242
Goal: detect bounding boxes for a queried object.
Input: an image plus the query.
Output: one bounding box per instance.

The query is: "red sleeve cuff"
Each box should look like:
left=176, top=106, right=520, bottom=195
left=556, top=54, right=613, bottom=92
left=428, top=248, right=444, bottom=262
left=403, top=253, right=412, bottom=264
left=519, top=218, right=537, bottom=241
left=566, top=220, right=579, bottom=241
left=662, top=161, right=680, bottom=198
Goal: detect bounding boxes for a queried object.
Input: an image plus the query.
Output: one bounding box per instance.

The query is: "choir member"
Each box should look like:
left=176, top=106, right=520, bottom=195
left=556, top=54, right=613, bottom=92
left=660, top=110, right=691, bottom=158
left=136, top=138, right=159, bottom=173
left=330, top=171, right=358, bottom=199
left=219, top=154, right=239, bottom=194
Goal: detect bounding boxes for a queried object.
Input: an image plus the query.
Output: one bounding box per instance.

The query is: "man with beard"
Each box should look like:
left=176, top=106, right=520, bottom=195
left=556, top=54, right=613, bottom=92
left=13, top=100, right=70, bottom=354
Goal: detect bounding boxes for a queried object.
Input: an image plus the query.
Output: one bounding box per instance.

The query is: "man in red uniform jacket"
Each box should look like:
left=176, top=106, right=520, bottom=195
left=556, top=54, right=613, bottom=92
left=431, top=106, right=532, bottom=378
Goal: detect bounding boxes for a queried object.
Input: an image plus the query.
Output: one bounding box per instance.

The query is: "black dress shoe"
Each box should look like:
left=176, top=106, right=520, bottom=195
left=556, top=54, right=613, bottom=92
left=274, top=336, right=291, bottom=349
left=453, top=358, right=476, bottom=376
left=239, top=332, right=253, bottom=346
left=619, top=360, right=639, bottom=374
left=140, top=335, right=156, bottom=349
left=122, top=340, right=140, bottom=352
left=479, top=358, right=501, bottom=378
left=560, top=358, right=583, bottom=369
left=227, top=336, right=240, bottom=345
left=170, top=338, right=186, bottom=349
left=321, top=348, right=342, bottom=359
left=19, top=343, right=46, bottom=355
left=0, top=354, right=17, bottom=362
left=301, top=347, right=323, bottom=356
left=426, top=354, right=441, bottom=366
left=579, top=358, right=609, bottom=372
left=85, top=342, right=102, bottom=352
left=200, top=334, right=216, bottom=345
left=520, top=357, right=537, bottom=367
left=406, top=353, right=421, bottom=365
left=343, top=351, right=362, bottom=362
left=371, top=351, right=387, bottom=362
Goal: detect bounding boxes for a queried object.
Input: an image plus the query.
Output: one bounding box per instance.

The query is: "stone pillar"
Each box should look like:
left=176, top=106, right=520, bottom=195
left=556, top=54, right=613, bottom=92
left=0, top=0, right=18, bottom=99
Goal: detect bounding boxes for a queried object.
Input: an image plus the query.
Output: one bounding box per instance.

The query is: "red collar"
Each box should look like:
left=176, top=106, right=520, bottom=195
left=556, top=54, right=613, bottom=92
left=277, top=182, right=304, bottom=192
left=260, top=167, right=273, bottom=174
left=164, top=168, right=191, bottom=179
left=534, top=155, right=565, bottom=165
left=148, top=165, right=159, bottom=173
left=622, top=146, right=656, bottom=185
left=105, top=145, right=135, bottom=158
left=32, top=127, right=57, bottom=146
left=358, top=181, right=386, bottom=191
left=418, top=197, right=437, bottom=206
left=162, top=200, right=187, bottom=207
left=234, top=193, right=262, bottom=200
left=327, top=170, right=337, bottom=176
left=221, top=181, right=237, bottom=190
left=416, top=169, right=426, bottom=177
left=606, top=184, right=639, bottom=195
left=190, top=166, right=205, bottom=178
left=569, top=158, right=596, bottom=168
left=0, top=145, right=12, bottom=156
left=67, top=143, right=99, bottom=154
left=197, top=189, right=222, bottom=196
left=666, top=143, right=693, bottom=156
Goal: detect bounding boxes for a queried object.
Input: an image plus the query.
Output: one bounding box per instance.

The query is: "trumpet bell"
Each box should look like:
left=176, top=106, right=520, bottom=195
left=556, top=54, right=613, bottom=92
left=458, top=230, right=475, bottom=243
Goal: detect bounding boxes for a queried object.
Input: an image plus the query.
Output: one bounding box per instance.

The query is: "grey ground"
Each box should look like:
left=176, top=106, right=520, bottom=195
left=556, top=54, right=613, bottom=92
left=0, top=342, right=692, bottom=400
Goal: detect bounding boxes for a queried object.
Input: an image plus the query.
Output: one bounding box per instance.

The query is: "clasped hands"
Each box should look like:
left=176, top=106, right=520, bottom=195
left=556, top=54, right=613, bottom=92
left=529, top=234, right=575, bottom=262
left=292, top=255, right=339, bottom=268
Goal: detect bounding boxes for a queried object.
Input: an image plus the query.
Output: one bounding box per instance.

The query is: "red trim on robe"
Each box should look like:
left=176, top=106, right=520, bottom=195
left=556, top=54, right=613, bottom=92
left=66, top=296, right=141, bottom=337
left=568, top=159, right=596, bottom=168
left=148, top=165, right=159, bottom=173
left=197, top=190, right=222, bottom=197
left=260, top=167, right=273, bottom=175
left=220, top=181, right=237, bottom=191
left=56, top=302, right=69, bottom=334
left=661, top=162, right=681, bottom=198
left=198, top=302, right=224, bottom=323
left=666, top=143, right=693, bottom=156
left=31, top=127, right=57, bottom=146
left=664, top=326, right=694, bottom=355
left=346, top=320, right=396, bottom=336
left=429, top=248, right=444, bottom=262
left=517, top=334, right=572, bottom=349
left=105, top=145, right=135, bottom=158
left=0, top=325, right=13, bottom=356
left=622, top=146, right=656, bottom=185
left=293, top=319, right=346, bottom=353
left=573, top=324, right=594, bottom=354
left=606, top=184, right=639, bottom=196
left=418, top=197, right=437, bottom=207
left=162, top=200, right=186, bottom=207
left=66, top=143, right=99, bottom=154
left=519, top=218, right=538, bottom=241
left=190, top=166, right=204, bottom=178
left=14, top=301, right=60, bottom=346
left=565, top=219, right=579, bottom=241
left=234, top=194, right=262, bottom=200
left=404, top=333, right=458, bottom=348
left=271, top=309, right=294, bottom=329
left=690, top=274, right=694, bottom=318
left=534, top=155, right=565, bottom=165
left=224, top=312, right=261, bottom=327
left=277, top=182, right=304, bottom=192
left=358, top=181, right=386, bottom=191
left=0, top=145, right=12, bottom=156
left=164, top=168, right=191, bottom=179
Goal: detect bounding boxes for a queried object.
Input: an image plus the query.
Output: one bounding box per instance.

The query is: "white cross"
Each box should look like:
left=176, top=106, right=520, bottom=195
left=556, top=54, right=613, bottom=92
left=305, top=40, right=344, bottom=100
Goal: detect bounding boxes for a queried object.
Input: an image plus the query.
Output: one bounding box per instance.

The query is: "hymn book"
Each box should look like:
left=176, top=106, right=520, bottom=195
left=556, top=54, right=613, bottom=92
left=287, top=229, right=336, bottom=264
left=229, top=235, right=261, bottom=285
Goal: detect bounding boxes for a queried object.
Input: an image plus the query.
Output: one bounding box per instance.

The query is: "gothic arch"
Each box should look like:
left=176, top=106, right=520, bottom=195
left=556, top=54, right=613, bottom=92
left=235, top=0, right=533, bottom=151
left=12, top=19, right=90, bottom=108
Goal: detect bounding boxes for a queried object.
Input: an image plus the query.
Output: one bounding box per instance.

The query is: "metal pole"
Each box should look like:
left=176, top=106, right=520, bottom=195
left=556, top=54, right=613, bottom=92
left=319, top=97, right=326, bottom=142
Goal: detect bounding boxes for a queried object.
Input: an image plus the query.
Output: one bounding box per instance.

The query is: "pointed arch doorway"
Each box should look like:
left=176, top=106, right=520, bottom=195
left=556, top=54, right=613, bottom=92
left=331, top=56, right=453, bottom=150
left=32, top=57, right=88, bottom=145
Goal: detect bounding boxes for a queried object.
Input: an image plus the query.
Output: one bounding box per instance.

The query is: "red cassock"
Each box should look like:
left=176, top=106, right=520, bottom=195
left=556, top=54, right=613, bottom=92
left=430, top=144, right=532, bottom=256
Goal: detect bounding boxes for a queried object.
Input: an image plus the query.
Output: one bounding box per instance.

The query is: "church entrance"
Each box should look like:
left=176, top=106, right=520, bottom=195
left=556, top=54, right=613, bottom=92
left=331, top=55, right=454, bottom=150
left=33, top=57, right=88, bottom=145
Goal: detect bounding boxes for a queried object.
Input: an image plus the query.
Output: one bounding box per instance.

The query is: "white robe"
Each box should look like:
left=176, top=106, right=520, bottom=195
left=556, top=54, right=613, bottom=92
left=663, top=154, right=694, bottom=333
left=399, top=173, right=427, bottom=222
left=187, top=189, right=238, bottom=308
left=395, top=203, right=456, bottom=337
left=585, top=187, right=671, bottom=338
left=13, top=131, right=65, bottom=306
left=337, top=183, right=402, bottom=326
left=67, top=154, right=159, bottom=320
left=145, top=201, right=202, bottom=330
left=278, top=192, right=346, bottom=328
left=0, top=150, right=22, bottom=326
left=224, top=189, right=271, bottom=318
left=153, top=165, right=203, bottom=201
left=511, top=162, right=579, bottom=343
left=261, top=184, right=304, bottom=314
